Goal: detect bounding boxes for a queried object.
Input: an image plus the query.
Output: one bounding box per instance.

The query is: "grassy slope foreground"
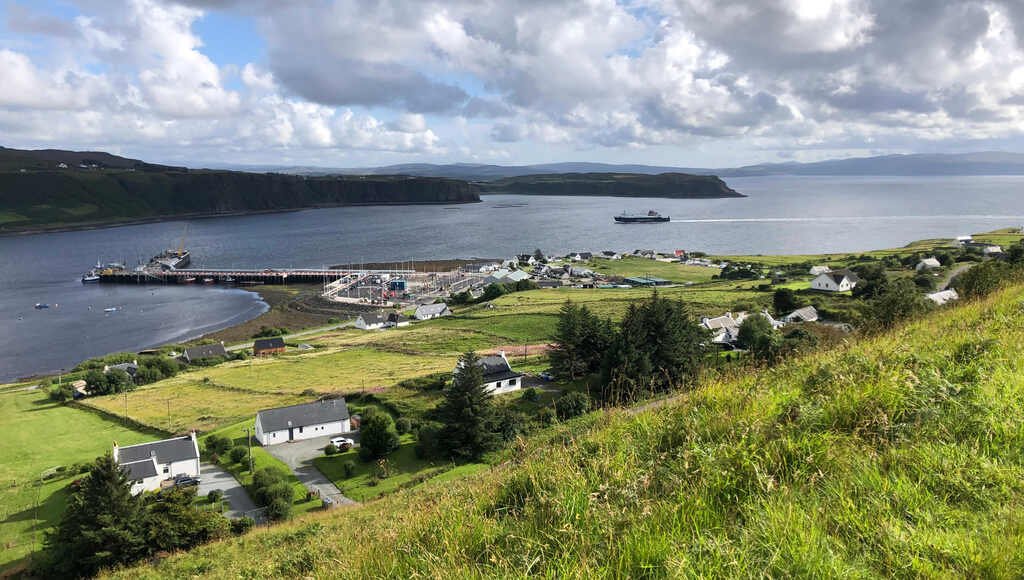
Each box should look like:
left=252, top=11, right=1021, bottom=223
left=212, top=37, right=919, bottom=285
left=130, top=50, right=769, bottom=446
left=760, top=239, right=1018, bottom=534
left=108, top=286, right=1024, bottom=578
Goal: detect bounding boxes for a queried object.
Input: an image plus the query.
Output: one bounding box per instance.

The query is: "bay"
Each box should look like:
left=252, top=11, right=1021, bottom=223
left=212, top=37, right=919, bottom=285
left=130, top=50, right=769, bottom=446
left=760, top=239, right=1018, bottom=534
left=3, top=174, right=1024, bottom=381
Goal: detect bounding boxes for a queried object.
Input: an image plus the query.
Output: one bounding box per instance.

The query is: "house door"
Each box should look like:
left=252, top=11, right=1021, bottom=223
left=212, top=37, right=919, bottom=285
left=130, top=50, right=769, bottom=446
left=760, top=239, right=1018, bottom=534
left=288, top=427, right=294, bottom=440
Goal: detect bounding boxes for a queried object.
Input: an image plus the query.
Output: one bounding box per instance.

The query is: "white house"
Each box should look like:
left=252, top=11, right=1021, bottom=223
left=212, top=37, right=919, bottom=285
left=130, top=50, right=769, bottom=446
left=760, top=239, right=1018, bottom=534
left=926, top=289, right=959, bottom=305
left=783, top=305, right=819, bottom=323
left=57, top=162, right=68, bottom=169
left=386, top=312, right=411, bottom=328
left=255, top=399, right=351, bottom=446
left=569, top=252, right=593, bottom=261
left=414, top=303, right=452, bottom=320
left=955, top=235, right=973, bottom=247
left=114, top=433, right=200, bottom=495
left=455, top=351, right=523, bottom=394
left=809, top=265, right=831, bottom=276
left=355, top=312, right=388, bottom=330
left=811, top=270, right=860, bottom=292
left=916, top=257, right=941, bottom=271
left=701, top=312, right=744, bottom=346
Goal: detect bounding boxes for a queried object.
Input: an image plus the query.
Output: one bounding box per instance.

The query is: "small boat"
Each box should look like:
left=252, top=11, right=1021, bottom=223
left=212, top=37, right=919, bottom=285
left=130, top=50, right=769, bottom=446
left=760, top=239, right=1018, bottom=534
left=34, top=303, right=49, bottom=309
left=223, top=276, right=235, bottom=284
left=82, top=272, right=100, bottom=283
left=183, top=277, right=197, bottom=284
left=614, top=210, right=670, bottom=223
left=104, top=307, right=118, bottom=313
left=202, top=278, right=215, bottom=284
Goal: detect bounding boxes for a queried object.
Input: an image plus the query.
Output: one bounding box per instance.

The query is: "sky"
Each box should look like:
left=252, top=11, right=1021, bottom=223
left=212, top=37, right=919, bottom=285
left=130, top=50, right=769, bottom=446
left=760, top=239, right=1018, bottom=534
left=4, top=0, right=1024, bottom=168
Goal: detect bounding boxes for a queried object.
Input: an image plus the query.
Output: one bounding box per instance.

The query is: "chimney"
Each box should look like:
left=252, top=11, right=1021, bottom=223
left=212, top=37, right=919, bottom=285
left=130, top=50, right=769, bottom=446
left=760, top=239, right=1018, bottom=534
left=112, top=440, right=118, bottom=462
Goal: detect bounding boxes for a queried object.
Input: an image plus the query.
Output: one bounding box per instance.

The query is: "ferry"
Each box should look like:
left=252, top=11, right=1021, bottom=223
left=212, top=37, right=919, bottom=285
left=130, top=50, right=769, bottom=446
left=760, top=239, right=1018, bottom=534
left=614, top=210, right=670, bottom=223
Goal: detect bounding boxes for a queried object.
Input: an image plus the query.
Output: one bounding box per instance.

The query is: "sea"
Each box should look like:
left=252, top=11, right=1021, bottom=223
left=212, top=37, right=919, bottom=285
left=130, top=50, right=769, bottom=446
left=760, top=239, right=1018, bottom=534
left=4, top=174, right=1024, bottom=382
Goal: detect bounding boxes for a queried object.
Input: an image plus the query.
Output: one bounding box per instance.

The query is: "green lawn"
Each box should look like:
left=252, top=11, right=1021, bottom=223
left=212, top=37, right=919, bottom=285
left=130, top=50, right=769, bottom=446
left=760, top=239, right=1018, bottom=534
left=314, top=435, right=486, bottom=502
left=0, top=390, right=156, bottom=570
left=582, top=256, right=721, bottom=283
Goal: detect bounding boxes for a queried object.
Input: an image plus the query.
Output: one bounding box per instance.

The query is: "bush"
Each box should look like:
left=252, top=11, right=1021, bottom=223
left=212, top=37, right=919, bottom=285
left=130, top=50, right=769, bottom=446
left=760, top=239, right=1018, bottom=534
left=395, top=417, right=412, bottom=435
left=230, top=516, right=255, bottom=535
left=537, top=407, right=556, bottom=425
left=342, top=461, right=356, bottom=478
left=266, top=497, right=292, bottom=521
left=204, top=434, right=232, bottom=456
left=207, top=489, right=223, bottom=503
left=414, top=424, right=443, bottom=460
left=49, top=383, right=74, bottom=403
left=359, top=412, right=400, bottom=461
left=555, top=392, right=590, bottom=420
left=228, top=446, right=248, bottom=464
left=324, top=443, right=339, bottom=455
left=521, top=387, right=540, bottom=402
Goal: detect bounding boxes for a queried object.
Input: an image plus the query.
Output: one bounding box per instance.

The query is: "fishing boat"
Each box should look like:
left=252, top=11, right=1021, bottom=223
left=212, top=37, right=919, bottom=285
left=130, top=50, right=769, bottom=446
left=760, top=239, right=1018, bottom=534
left=614, top=210, right=670, bottom=223
left=81, top=272, right=100, bottom=283
left=202, top=277, right=215, bottom=284
left=183, top=277, right=197, bottom=284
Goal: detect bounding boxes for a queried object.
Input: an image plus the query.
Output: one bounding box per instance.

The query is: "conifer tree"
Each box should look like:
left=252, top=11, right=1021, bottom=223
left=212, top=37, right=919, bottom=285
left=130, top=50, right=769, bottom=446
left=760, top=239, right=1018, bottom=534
left=437, top=351, right=498, bottom=460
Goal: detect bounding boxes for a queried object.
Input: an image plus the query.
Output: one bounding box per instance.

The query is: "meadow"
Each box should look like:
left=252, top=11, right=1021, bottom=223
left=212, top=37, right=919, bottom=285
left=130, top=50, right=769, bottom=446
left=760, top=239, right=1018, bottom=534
left=105, top=284, right=1024, bottom=579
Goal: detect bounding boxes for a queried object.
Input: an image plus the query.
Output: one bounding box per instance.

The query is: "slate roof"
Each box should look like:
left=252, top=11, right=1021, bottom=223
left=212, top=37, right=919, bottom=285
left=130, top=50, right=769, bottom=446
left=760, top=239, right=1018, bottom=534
left=254, top=337, right=285, bottom=351
left=359, top=313, right=389, bottom=326
left=257, top=399, right=350, bottom=433
left=117, top=436, right=199, bottom=465
left=824, top=270, right=860, bottom=285
left=478, top=354, right=523, bottom=383
left=415, top=303, right=451, bottom=318
left=784, top=305, right=819, bottom=322
left=387, top=312, right=410, bottom=323
left=121, top=458, right=157, bottom=480
left=107, top=362, right=139, bottom=376
left=183, top=343, right=227, bottom=362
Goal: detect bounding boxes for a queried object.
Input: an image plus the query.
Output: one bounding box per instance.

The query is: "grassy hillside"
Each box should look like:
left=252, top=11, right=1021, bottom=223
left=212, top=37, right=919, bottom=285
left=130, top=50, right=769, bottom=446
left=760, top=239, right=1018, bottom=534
left=479, top=172, right=744, bottom=198
left=105, top=285, right=1024, bottom=578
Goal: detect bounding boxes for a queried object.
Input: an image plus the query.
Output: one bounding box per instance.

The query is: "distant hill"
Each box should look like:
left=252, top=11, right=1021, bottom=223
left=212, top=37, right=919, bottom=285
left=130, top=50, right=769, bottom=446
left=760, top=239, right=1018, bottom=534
left=227, top=151, right=1024, bottom=180
left=479, top=172, right=744, bottom=198
left=0, top=147, right=479, bottom=233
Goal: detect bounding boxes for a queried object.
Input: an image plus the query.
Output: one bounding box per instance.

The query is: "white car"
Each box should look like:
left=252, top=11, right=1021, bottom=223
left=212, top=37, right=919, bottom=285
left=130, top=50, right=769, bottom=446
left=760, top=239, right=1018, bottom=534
left=329, top=437, right=355, bottom=450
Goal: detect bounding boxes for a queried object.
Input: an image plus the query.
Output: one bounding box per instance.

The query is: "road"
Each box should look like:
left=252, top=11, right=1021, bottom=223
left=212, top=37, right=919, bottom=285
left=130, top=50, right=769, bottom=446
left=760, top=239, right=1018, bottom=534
left=226, top=320, right=355, bottom=352
left=263, top=434, right=358, bottom=505
left=939, top=263, right=972, bottom=290
left=198, top=462, right=258, bottom=519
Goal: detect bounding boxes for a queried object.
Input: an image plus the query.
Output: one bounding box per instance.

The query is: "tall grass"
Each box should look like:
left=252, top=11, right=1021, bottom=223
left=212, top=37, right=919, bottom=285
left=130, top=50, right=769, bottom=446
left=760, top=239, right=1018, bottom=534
left=104, top=286, right=1024, bottom=579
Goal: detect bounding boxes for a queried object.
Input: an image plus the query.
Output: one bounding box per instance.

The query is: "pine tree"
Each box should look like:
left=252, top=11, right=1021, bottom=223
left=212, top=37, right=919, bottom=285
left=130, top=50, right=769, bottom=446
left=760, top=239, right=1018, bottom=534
left=550, top=301, right=585, bottom=379
left=437, top=351, right=498, bottom=461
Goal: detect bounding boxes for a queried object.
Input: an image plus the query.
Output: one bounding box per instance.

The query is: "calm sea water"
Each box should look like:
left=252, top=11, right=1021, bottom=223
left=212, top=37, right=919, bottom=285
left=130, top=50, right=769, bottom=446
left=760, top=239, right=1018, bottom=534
left=3, top=174, right=1024, bottom=381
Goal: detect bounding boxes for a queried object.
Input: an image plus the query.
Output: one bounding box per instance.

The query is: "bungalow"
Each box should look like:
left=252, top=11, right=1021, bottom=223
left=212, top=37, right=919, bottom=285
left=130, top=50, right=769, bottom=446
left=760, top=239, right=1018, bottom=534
left=955, top=235, right=973, bottom=247
left=414, top=303, right=452, bottom=320
left=569, top=252, right=593, bottom=261
left=253, top=337, right=286, bottom=357
left=516, top=254, right=538, bottom=266
left=355, top=312, right=389, bottom=330
left=114, top=433, right=200, bottom=495
left=916, top=257, right=941, bottom=271
left=104, top=360, right=139, bottom=380
left=811, top=270, right=860, bottom=292
left=254, top=399, right=351, bottom=446
left=536, top=280, right=563, bottom=289
left=71, top=379, right=88, bottom=398
left=455, top=351, right=524, bottom=394
left=701, top=312, right=744, bottom=347
left=182, top=343, right=227, bottom=364
left=926, top=289, right=959, bottom=305
left=386, top=312, right=411, bottom=328
left=783, top=305, right=819, bottom=323
left=601, top=251, right=622, bottom=260
left=809, top=265, right=831, bottom=276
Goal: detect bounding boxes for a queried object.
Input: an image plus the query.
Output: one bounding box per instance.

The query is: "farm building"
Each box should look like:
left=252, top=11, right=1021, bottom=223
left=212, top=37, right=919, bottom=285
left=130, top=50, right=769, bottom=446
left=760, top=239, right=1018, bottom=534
left=254, top=399, right=351, bottom=446
left=455, top=351, right=524, bottom=394
left=414, top=303, right=452, bottom=320
left=253, top=337, right=286, bottom=356
left=114, top=433, right=200, bottom=495
left=783, top=305, right=819, bottom=323
left=182, top=343, right=227, bottom=363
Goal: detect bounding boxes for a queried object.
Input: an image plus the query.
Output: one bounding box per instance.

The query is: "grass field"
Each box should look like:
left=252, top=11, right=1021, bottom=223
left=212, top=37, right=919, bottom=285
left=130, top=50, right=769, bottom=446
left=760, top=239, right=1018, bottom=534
left=0, top=390, right=156, bottom=571
left=105, top=283, right=1024, bottom=579
left=315, top=435, right=445, bottom=501
left=581, top=257, right=721, bottom=283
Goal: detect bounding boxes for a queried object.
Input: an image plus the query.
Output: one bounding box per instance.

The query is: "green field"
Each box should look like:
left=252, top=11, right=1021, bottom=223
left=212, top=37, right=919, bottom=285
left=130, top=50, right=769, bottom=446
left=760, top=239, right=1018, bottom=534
left=581, top=256, right=721, bottom=283
left=104, top=283, right=1024, bottom=579
left=0, top=390, right=156, bottom=571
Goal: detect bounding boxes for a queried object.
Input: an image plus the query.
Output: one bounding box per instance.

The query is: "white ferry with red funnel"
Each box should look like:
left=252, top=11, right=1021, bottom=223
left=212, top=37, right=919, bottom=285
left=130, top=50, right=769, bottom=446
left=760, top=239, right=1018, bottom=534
left=614, top=210, right=670, bottom=223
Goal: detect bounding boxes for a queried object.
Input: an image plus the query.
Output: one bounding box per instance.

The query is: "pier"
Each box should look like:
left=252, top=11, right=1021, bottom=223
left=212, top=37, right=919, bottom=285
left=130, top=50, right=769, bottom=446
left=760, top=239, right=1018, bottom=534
left=98, top=268, right=414, bottom=285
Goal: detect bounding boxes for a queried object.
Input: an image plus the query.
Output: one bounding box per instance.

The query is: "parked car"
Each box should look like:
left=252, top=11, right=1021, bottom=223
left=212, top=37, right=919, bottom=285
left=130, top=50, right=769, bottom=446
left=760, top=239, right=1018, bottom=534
left=538, top=372, right=555, bottom=381
left=330, top=436, right=355, bottom=451
left=172, top=475, right=201, bottom=487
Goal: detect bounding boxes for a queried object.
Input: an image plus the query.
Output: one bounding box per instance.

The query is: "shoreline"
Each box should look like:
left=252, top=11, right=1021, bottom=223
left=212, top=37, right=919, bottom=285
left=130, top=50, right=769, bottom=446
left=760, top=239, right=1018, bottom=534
left=0, top=199, right=482, bottom=238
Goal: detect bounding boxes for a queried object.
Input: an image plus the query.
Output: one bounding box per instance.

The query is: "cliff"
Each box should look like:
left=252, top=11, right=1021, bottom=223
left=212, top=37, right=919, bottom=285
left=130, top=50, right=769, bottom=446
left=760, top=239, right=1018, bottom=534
left=478, top=172, right=744, bottom=198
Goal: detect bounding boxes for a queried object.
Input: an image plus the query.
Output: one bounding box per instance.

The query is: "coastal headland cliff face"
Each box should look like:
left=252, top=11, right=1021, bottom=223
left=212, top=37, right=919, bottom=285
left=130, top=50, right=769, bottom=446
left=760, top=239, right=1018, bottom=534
left=478, top=172, right=745, bottom=198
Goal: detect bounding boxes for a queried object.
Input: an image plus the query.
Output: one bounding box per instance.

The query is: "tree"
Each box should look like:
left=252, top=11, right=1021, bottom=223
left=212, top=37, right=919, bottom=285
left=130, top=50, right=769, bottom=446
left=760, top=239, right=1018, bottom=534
left=204, top=434, right=232, bottom=456
left=912, top=273, right=936, bottom=290
left=736, top=314, right=781, bottom=360
left=414, top=423, right=443, bottom=459
left=781, top=327, right=819, bottom=354
left=550, top=301, right=615, bottom=381
left=953, top=261, right=1012, bottom=299
left=533, top=248, right=545, bottom=261
left=49, top=382, right=74, bottom=403
left=84, top=369, right=110, bottom=396
left=228, top=446, right=248, bottom=464
left=105, top=368, right=134, bottom=394
left=773, top=288, right=802, bottom=314
left=868, top=278, right=934, bottom=330
left=358, top=412, right=400, bottom=461
left=43, top=453, right=148, bottom=578
left=851, top=263, right=889, bottom=299
left=437, top=351, right=498, bottom=461
left=480, top=283, right=505, bottom=302
left=495, top=409, right=530, bottom=442
left=555, top=392, right=590, bottom=420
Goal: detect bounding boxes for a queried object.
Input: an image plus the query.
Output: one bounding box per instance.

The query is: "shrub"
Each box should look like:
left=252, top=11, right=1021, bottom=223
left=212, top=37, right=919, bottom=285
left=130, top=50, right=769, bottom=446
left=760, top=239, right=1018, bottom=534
left=207, top=489, right=223, bottom=503
left=521, top=387, right=540, bottom=402
left=327, top=317, right=341, bottom=324
left=267, top=497, right=292, bottom=521
left=228, top=446, right=248, bottom=464
left=342, top=461, right=356, bottom=478
left=359, top=412, right=400, bottom=461
left=555, top=392, right=590, bottom=420
left=230, top=516, right=255, bottom=535
left=49, top=383, right=74, bottom=403
left=324, top=443, right=339, bottom=456
left=204, top=434, right=232, bottom=456
left=414, top=424, right=443, bottom=460
left=537, top=407, right=556, bottom=425
left=395, top=417, right=412, bottom=435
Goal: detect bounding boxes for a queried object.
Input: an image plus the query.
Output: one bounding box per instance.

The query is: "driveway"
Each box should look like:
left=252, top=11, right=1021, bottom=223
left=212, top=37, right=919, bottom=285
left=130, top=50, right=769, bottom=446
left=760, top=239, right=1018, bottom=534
left=263, top=434, right=358, bottom=505
left=198, top=462, right=258, bottom=519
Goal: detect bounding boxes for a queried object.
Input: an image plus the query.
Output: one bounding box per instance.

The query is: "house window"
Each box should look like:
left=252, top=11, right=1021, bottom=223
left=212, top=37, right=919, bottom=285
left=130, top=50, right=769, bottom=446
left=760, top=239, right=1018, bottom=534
left=509, top=378, right=518, bottom=386
left=163, top=465, right=169, bottom=474
left=299, top=426, right=303, bottom=434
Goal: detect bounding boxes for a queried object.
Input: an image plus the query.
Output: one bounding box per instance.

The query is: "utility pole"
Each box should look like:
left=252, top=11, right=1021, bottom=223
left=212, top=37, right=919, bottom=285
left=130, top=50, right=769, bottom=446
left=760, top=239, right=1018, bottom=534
left=124, top=389, right=128, bottom=424
left=242, top=427, right=255, bottom=473
left=166, top=399, right=171, bottom=432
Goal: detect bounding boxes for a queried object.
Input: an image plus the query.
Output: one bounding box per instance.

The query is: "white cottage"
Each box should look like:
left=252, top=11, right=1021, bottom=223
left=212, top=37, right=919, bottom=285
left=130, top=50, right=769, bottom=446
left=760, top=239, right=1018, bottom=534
left=114, top=433, right=201, bottom=495
left=926, top=289, right=959, bottom=305
left=783, top=305, right=819, bottom=323
left=414, top=303, right=452, bottom=320
left=455, top=351, right=524, bottom=394
left=255, top=399, right=351, bottom=446
left=916, top=257, right=941, bottom=271
left=355, top=312, right=388, bottom=330
left=809, top=265, right=832, bottom=276
left=811, top=270, right=859, bottom=292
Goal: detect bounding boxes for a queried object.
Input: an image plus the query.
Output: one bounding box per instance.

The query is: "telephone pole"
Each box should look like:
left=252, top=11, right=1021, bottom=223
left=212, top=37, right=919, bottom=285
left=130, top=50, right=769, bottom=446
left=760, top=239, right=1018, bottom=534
left=242, top=427, right=255, bottom=473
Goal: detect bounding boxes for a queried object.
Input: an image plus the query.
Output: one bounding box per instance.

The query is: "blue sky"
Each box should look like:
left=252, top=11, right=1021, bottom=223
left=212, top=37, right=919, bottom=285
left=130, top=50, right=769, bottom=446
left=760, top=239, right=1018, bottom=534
left=3, top=0, right=1024, bottom=168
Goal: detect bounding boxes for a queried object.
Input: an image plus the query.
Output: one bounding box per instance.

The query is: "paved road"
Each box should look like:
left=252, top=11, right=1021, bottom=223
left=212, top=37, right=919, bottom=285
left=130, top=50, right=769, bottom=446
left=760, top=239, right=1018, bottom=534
left=263, top=434, right=358, bottom=505
left=939, top=263, right=972, bottom=291
left=226, top=320, right=355, bottom=352
left=198, top=462, right=258, bottom=518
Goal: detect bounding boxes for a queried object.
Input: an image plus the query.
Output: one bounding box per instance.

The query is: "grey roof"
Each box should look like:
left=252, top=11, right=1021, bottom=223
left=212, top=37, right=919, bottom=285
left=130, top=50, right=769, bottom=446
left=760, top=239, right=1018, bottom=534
left=257, top=399, right=350, bottom=433
left=107, top=362, right=139, bottom=376
left=387, top=312, right=410, bottom=323
left=117, top=436, right=199, bottom=465
left=359, top=313, right=389, bottom=325
left=254, top=337, right=285, bottom=350
left=785, top=305, right=819, bottom=322
left=121, top=458, right=157, bottom=480
left=415, top=303, right=451, bottom=317
left=477, top=355, right=524, bottom=383
left=183, top=343, right=227, bottom=361
left=825, top=270, right=860, bottom=285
